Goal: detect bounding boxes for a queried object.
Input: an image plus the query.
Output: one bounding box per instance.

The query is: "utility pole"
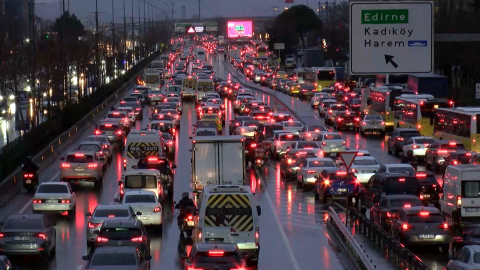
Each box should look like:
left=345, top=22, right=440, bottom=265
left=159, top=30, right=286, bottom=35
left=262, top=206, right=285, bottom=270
left=62, top=0, right=65, bottom=14
left=112, top=0, right=116, bottom=78
left=95, top=0, right=100, bottom=89
left=182, top=5, right=186, bottom=19
left=131, top=0, right=134, bottom=62
left=143, top=0, right=146, bottom=37
left=123, top=0, right=127, bottom=70
left=198, top=0, right=201, bottom=19
left=170, top=2, right=174, bottom=21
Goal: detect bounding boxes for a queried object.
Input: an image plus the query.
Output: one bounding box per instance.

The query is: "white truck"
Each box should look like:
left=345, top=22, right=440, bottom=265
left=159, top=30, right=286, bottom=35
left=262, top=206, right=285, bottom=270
left=191, top=136, right=246, bottom=200
left=229, top=49, right=241, bottom=60
left=144, top=68, right=162, bottom=90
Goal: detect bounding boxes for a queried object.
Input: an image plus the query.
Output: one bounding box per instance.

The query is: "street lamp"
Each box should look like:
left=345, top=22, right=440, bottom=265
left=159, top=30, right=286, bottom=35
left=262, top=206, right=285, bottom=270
left=25, top=38, right=30, bottom=43
left=9, top=94, right=14, bottom=100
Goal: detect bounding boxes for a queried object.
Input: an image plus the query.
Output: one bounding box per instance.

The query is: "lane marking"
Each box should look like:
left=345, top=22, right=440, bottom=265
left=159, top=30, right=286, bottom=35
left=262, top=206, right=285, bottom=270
left=19, top=171, right=60, bottom=214
left=258, top=172, right=301, bottom=270
left=281, top=222, right=323, bottom=230
left=75, top=265, right=84, bottom=270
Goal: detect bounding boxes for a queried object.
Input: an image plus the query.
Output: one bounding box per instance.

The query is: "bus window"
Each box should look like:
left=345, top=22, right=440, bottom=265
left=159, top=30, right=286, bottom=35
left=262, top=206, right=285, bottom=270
left=317, top=71, right=335, bottom=81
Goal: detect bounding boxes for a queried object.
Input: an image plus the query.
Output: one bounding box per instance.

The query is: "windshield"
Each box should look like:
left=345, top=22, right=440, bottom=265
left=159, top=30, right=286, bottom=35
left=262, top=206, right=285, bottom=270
left=353, top=159, right=378, bottom=166
left=124, top=175, right=157, bottom=189
left=296, top=142, right=319, bottom=149
left=399, top=131, right=421, bottom=137
left=197, top=131, right=216, bottom=136
left=197, top=121, right=217, bottom=128
left=78, top=144, right=100, bottom=152
left=37, top=185, right=68, bottom=193
left=284, top=122, right=303, bottom=128
left=94, top=209, right=130, bottom=217
left=414, top=138, right=435, bottom=144
left=324, top=134, right=343, bottom=140
left=386, top=177, right=420, bottom=193
left=318, top=71, right=335, bottom=81
left=388, top=166, right=415, bottom=174
left=125, top=194, right=157, bottom=203
left=406, top=214, right=444, bottom=223
left=365, top=115, right=383, bottom=121
left=308, top=160, right=335, bottom=167
left=389, top=198, right=423, bottom=208
left=91, top=253, right=137, bottom=266
left=280, top=134, right=301, bottom=141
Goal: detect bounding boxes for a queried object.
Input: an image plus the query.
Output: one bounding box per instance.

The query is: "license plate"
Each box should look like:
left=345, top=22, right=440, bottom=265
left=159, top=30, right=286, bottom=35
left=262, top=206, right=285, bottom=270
left=14, top=236, right=29, bottom=241
left=206, top=239, right=223, bottom=243
left=187, top=221, right=195, bottom=226
left=422, top=194, right=430, bottom=198
left=46, top=200, right=57, bottom=203
left=74, top=168, right=85, bottom=172
left=419, top=235, right=435, bottom=239
left=245, top=150, right=249, bottom=154
left=465, top=208, right=480, bottom=212
left=25, top=180, right=31, bottom=184
left=139, top=216, right=149, bottom=220
left=346, top=123, right=353, bottom=126
left=337, top=188, right=347, bottom=192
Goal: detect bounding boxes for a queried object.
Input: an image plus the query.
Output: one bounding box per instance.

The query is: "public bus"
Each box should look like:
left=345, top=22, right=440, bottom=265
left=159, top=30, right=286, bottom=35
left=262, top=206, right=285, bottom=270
left=305, top=67, right=345, bottom=90
left=257, top=46, right=268, bottom=57
left=433, top=107, right=480, bottom=152
left=376, top=74, right=408, bottom=87
left=365, top=85, right=413, bottom=130
left=392, top=94, right=453, bottom=136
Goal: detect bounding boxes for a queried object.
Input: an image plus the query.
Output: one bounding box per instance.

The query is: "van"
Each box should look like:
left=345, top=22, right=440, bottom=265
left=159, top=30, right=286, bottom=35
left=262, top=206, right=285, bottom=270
left=196, top=79, right=215, bottom=101
left=196, top=48, right=206, bottom=63
left=440, top=165, right=480, bottom=233
left=181, top=76, right=198, bottom=99
left=197, top=185, right=261, bottom=267
left=117, top=169, right=164, bottom=202
left=123, top=130, right=164, bottom=171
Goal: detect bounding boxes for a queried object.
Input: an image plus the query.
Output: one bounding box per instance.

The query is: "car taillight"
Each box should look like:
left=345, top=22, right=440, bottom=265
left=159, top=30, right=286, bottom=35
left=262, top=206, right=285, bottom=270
left=120, top=182, right=124, bottom=195
left=397, top=137, right=404, bottom=141
left=337, top=117, right=343, bottom=121
left=94, top=130, right=101, bottom=135
left=386, top=212, right=392, bottom=218
left=24, top=173, right=33, bottom=178
left=307, top=170, right=316, bottom=174
left=329, top=110, right=333, bottom=113
left=88, top=222, right=102, bottom=228
left=61, top=163, right=70, bottom=168
left=255, top=227, right=259, bottom=246
left=33, top=199, right=42, bottom=204
left=153, top=207, right=161, bottom=213
left=131, top=236, right=143, bottom=242
left=412, top=145, right=418, bottom=149
left=88, top=163, right=98, bottom=169
left=37, top=233, right=47, bottom=240
left=116, top=130, right=123, bottom=135
left=342, top=141, right=346, bottom=145
left=97, top=237, right=109, bottom=242
left=61, top=199, right=71, bottom=204
left=198, top=228, right=202, bottom=240
left=287, top=159, right=293, bottom=164
left=402, top=224, right=414, bottom=231
left=439, top=223, right=449, bottom=230
left=322, top=141, right=326, bottom=146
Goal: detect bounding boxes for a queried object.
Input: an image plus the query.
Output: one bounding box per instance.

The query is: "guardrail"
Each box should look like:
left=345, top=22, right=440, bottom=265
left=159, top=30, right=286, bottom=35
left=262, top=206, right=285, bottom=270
left=349, top=207, right=430, bottom=270
left=0, top=51, right=161, bottom=208
left=326, top=206, right=377, bottom=270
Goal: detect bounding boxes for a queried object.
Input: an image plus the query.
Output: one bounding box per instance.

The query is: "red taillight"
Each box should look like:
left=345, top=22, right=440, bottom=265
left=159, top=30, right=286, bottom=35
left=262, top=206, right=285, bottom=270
left=439, top=223, right=449, bottom=230
left=416, top=173, right=426, bottom=178
left=449, top=142, right=457, bottom=146
left=381, top=121, right=385, bottom=126
left=131, top=236, right=143, bottom=242
left=116, top=130, right=123, bottom=135
left=322, top=141, right=327, bottom=146
left=24, top=173, right=33, bottom=178
left=404, top=204, right=411, bottom=208
left=120, top=182, right=124, bottom=195
left=438, top=150, right=448, bottom=154
left=97, top=237, right=108, bottom=242
left=61, top=163, right=70, bottom=168
left=154, top=207, right=161, bottom=213
left=307, top=170, right=316, bottom=174
left=0, top=233, right=3, bottom=238
left=397, top=137, right=404, bottom=141
left=255, top=227, right=259, bottom=246
left=209, top=250, right=224, bottom=256
left=336, top=171, right=347, bottom=176
left=88, top=222, right=102, bottom=228
left=33, top=199, right=42, bottom=204
left=457, top=195, right=462, bottom=207
left=88, top=163, right=98, bottom=169
left=342, top=141, right=346, bottom=145
left=399, top=178, right=405, bottom=182
left=419, top=211, right=430, bottom=216
left=37, top=233, right=47, bottom=240
left=402, top=224, right=413, bottom=231
left=94, top=130, right=101, bottom=135
left=61, top=199, right=71, bottom=204
left=386, top=212, right=392, bottom=218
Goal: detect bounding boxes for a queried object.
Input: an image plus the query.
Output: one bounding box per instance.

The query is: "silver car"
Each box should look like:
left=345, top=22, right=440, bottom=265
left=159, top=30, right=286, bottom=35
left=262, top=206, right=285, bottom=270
left=32, top=182, right=76, bottom=217
left=86, top=135, right=113, bottom=161
left=162, top=133, right=175, bottom=154
left=85, top=204, right=138, bottom=247
left=282, top=121, right=304, bottom=134
left=311, top=92, right=332, bottom=108
left=402, top=136, right=435, bottom=157
left=119, top=190, right=163, bottom=227
left=236, top=120, right=260, bottom=137
left=318, top=99, right=337, bottom=117
left=318, top=132, right=346, bottom=157
left=296, top=157, right=336, bottom=187
left=349, top=156, right=380, bottom=184
left=359, top=114, right=385, bottom=135
left=76, top=141, right=107, bottom=169
left=60, top=151, right=104, bottom=189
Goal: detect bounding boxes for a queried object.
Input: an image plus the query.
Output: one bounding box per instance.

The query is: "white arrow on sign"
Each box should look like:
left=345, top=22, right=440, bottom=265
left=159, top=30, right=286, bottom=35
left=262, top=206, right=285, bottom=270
left=338, top=151, right=358, bottom=171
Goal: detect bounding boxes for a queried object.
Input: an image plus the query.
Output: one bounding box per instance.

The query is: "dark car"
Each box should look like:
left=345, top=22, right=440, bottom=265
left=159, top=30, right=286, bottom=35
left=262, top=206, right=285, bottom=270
left=83, top=246, right=151, bottom=270
left=93, top=220, right=150, bottom=259
left=0, top=214, right=56, bottom=259
left=254, top=122, right=284, bottom=143
left=387, top=128, right=422, bottom=156
left=182, top=243, right=246, bottom=270
left=299, top=84, right=317, bottom=99
left=229, top=116, right=253, bottom=134
left=314, top=169, right=360, bottom=203
left=369, top=194, right=423, bottom=232
left=333, top=112, right=360, bottom=131
left=415, top=171, right=442, bottom=206
left=439, top=151, right=473, bottom=174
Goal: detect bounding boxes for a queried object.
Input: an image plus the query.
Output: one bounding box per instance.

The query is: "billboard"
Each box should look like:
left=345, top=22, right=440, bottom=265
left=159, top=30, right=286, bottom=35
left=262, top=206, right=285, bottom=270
left=227, top=21, right=253, bottom=38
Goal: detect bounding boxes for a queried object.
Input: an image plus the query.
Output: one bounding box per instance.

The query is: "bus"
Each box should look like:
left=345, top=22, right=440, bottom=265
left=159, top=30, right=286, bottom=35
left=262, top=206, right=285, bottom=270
left=365, top=86, right=413, bottom=130
left=376, top=74, right=408, bottom=87
left=257, top=46, right=268, bottom=57
left=305, top=67, right=345, bottom=90
left=433, top=107, right=480, bottom=152
left=393, top=94, right=453, bottom=136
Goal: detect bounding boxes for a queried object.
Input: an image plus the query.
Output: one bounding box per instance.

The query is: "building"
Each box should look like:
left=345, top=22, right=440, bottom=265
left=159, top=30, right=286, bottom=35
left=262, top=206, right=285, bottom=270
left=2, top=0, right=32, bottom=41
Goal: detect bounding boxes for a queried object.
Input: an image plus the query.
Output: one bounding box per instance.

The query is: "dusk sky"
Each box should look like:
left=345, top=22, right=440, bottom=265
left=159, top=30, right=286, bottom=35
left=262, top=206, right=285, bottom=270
left=36, top=0, right=318, bottom=24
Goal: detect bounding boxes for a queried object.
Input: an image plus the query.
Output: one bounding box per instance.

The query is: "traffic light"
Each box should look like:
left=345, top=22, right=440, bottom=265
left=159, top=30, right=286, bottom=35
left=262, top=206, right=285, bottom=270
left=46, top=34, right=49, bottom=39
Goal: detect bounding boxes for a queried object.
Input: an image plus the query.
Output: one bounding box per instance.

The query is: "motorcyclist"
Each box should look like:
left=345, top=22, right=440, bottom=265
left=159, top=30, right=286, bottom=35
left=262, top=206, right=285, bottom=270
left=175, top=192, right=196, bottom=227
left=23, top=156, right=39, bottom=173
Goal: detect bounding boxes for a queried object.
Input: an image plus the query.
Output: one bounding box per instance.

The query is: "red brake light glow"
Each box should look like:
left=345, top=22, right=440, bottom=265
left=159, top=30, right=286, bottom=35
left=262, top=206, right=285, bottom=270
left=208, top=250, right=225, bottom=257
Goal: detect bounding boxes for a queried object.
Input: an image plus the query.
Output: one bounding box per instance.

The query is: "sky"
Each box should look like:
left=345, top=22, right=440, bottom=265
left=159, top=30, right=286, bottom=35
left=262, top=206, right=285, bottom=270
left=35, top=0, right=318, bottom=25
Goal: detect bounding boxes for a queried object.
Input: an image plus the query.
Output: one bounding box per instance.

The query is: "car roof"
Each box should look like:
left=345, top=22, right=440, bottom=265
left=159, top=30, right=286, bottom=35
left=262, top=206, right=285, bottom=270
left=95, top=204, right=132, bottom=210
left=78, top=141, right=102, bottom=146
left=93, top=246, right=138, bottom=254
left=66, top=150, right=96, bottom=156
left=384, top=194, right=422, bottom=200
left=38, top=182, right=69, bottom=187
left=385, top=164, right=414, bottom=168
left=123, top=169, right=159, bottom=176
left=194, top=243, right=238, bottom=252
left=354, top=156, right=376, bottom=160
left=7, top=213, right=44, bottom=221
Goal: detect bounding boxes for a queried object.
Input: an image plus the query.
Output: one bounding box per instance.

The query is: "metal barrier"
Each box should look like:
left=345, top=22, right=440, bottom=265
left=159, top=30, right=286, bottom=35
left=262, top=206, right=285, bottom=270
left=349, top=207, right=430, bottom=270
left=0, top=51, right=161, bottom=207
left=326, top=206, right=377, bottom=270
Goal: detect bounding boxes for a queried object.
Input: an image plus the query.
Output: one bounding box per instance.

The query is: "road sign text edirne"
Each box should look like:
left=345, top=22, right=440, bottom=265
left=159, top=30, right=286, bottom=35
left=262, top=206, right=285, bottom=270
left=349, top=1, right=433, bottom=75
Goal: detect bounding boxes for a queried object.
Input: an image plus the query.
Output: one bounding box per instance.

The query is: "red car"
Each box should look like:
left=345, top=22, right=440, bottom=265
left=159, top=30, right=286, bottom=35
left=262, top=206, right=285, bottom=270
left=333, top=112, right=360, bottom=131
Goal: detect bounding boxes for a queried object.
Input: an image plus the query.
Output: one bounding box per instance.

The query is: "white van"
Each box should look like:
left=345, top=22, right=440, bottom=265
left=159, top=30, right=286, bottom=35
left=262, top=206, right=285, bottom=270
left=181, top=76, right=198, bottom=99
left=440, top=165, right=480, bottom=230
left=123, top=130, right=164, bottom=171
left=196, top=47, right=206, bottom=63
left=195, top=78, right=214, bottom=101
left=117, top=169, right=164, bottom=202
left=197, top=185, right=261, bottom=267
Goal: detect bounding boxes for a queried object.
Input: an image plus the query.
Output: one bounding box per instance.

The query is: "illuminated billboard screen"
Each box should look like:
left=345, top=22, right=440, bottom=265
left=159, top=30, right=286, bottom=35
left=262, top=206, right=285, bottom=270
left=227, top=21, right=253, bottom=38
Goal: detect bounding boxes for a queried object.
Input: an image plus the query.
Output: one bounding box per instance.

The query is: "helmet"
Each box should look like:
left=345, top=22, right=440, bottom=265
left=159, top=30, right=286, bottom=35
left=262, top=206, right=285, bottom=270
left=182, top=192, right=189, bottom=200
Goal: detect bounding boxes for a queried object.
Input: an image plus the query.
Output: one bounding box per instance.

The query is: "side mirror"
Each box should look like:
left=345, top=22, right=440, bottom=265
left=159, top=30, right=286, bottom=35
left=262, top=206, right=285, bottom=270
left=82, top=255, right=90, bottom=260
left=93, top=230, right=100, bottom=235
left=60, top=157, right=65, bottom=161
left=145, top=255, right=152, bottom=261
left=118, top=181, right=122, bottom=186
left=171, top=164, right=177, bottom=169
left=257, top=205, right=262, bottom=216
left=86, top=212, right=92, bottom=216
left=136, top=211, right=142, bottom=216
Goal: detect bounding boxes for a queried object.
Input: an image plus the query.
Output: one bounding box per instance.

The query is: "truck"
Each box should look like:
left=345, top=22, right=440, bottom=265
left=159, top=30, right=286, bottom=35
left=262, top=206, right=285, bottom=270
left=302, top=48, right=324, bottom=68
left=218, top=36, right=225, bottom=45
left=191, top=136, right=246, bottom=200
left=229, top=49, right=241, bottom=60
left=407, top=74, right=449, bottom=98
left=143, top=68, right=162, bottom=90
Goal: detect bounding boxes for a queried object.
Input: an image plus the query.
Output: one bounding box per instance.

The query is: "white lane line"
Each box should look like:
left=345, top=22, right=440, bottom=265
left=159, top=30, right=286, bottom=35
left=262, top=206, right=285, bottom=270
left=282, top=222, right=323, bottom=230
left=75, top=264, right=84, bottom=270
left=259, top=173, right=301, bottom=270
left=18, top=171, right=60, bottom=214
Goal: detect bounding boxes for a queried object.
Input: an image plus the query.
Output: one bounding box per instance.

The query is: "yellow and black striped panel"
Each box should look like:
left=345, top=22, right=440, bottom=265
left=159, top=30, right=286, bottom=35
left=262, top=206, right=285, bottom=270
left=204, top=194, right=253, bottom=231
left=145, top=75, right=160, bottom=84
left=197, top=81, right=214, bottom=92
left=126, top=142, right=159, bottom=159
left=183, top=79, right=197, bottom=88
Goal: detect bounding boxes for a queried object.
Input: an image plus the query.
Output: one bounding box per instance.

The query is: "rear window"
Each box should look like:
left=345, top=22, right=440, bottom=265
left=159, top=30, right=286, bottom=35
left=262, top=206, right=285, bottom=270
left=100, top=228, right=141, bottom=239
left=331, top=105, right=347, bottom=110
left=243, top=121, right=260, bottom=126
left=100, top=124, right=119, bottom=130
left=107, top=113, right=126, bottom=118
left=124, top=175, right=157, bottom=189
left=197, top=131, right=216, bottom=136
left=353, top=159, right=378, bottom=166
left=385, top=177, right=421, bottom=193
left=296, top=142, right=319, bottom=149
left=78, top=144, right=100, bottom=152
left=197, top=121, right=217, bottom=128
left=125, top=194, right=156, bottom=203
left=202, top=114, right=218, bottom=120
left=399, top=131, right=421, bottom=137
left=308, top=160, right=335, bottom=167
left=416, top=175, right=438, bottom=185
left=91, top=253, right=137, bottom=266
left=4, top=219, right=43, bottom=230
left=440, top=143, right=466, bottom=150
left=406, top=213, right=444, bottom=223
left=123, top=97, right=137, bottom=102
left=284, top=122, right=303, bottom=128
left=280, top=134, right=301, bottom=141
left=202, top=108, right=219, bottom=113
left=252, top=112, right=269, bottom=118
left=474, top=253, right=480, bottom=263
left=462, top=181, right=480, bottom=198
left=324, top=134, right=343, bottom=140
left=389, top=198, right=423, bottom=208
left=94, top=209, right=130, bottom=217
left=167, top=98, right=180, bottom=103
left=66, top=155, right=94, bottom=163
left=388, top=166, right=415, bottom=174
left=87, top=137, right=107, bottom=143
left=414, top=138, right=435, bottom=144
left=162, top=133, right=172, bottom=140
left=365, top=115, right=382, bottom=121
left=194, top=252, right=240, bottom=264
left=37, top=184, right=68, bottom=193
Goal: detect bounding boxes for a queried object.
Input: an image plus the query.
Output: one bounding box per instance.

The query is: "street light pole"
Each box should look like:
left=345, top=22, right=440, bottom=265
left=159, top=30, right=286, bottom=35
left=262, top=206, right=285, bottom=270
left=131, top=0, right=134, bottom=62
left=123, top=0, right=127, bottom=69
left=95, top=0, right=100, bottom=89
left=112, top=0, right=116, bottom=77
left=198, top=0, right=201, bottom=19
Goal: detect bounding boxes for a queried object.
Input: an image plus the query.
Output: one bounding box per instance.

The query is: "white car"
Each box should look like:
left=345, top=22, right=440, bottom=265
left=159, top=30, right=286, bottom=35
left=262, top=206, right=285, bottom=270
left=120, top=190, right=163, bottom=227
left=318, top=132, right=346, bottom=157
left=324, top=104, right=348, bottom=125
left=281, top=120, right=304, bottom=134
left=292, top=141, right=323, bottom=157
left=349, top=156, right=380, bottom=184
left=318, top=98, right=337, bottom=117
left=296, top=157, right=336, bottom=187
left=32, top=182, right=76, bottom=217
left=272, top=132, right=301, bottom=160
left=402, top=136, right=435, bottom=157
left=285, top=58, right=296, bottom=68
left=86, top=135, right=113, bottom=161
left=117, top=107, right=136, bottom=124
left=359, top=114, right=385, bottom=135
left=311, top=92, right=333, bottom=108
left=236, top=120, right=260, bottom=137
left=377, top=163, right=416, bottom=174
left=447, top=245, right=480, bottom=270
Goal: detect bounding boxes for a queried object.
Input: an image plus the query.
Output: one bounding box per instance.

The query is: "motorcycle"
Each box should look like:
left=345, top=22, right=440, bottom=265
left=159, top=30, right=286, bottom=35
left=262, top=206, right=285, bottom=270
left=22, top=171, right=38, bottom=193
left=254, top=147, right=266, bottom=169
left=176, top=205, right=198, bottom=237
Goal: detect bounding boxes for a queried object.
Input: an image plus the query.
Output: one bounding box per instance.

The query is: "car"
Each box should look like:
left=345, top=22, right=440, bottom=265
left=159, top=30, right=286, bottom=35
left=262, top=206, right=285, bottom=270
left=162, top=133, right=175, bottom=154
left=76, top=141, right=107, bottom=169
left=32, top=182, right=76, bottom=217
left=165, top=96, right=182, bottom=113
left=402, top=136, right=435, bottom=158
left=415, top=171, right=442, bottom=206
left=324, top=104, right=348, bottom=125
left=297, top=157, right=336, bottom=188
left=194, top=127, right=218, bottom=136
left=333, top=112, right=360, bottom=131
left=376, top=163, right=416, bottom=174
left=369, top=194, right=424, bottom=232
left=317, top=98, right=337, bottom=117
left=298, top=84, right=316, bottom=99
left=285, top=58, right=296, bottom=68
left=93, top=220, right=150, bottom=259
left=387, top=128, right=422, bottom=156
left=299, top=125, right=328, bottom=141
left=317, top=132, right=346, bottom=158
left=106, top=110, right=132, bottom=131
left=439, top=150, right=473, bottom=174
left=182, top=243, right=246, bottom=270
left=60, top=151, right=104, bottom=189
left=390, top=206, right=449, bottom=249
left=158, top=108, right=180, bottom=126
left=86, top=135, right=113, bottom=161
left=272, top=132, right=301, bottom=160
left=133, top=157, right=175, bottom=196
left=149, top=120, right=175, bottom=138
left=281, top=120, right=303, bottom=134
left=314, top=169, right=360, bottom=203
left=94, top=120, right=125, bottom=146
left=0, top=214, right=56, bottom=259
left=280, top=149, right=318, bottom=180
left=447, top=245, right=480, bottom=270
left=271, top=112, right=292, bottom=123
left=425, top=140, right=466, bottom=173
left=119, top=190, right=162, bottom=227
left=236, top=120, right=260, bottom=137
left=348, top=156, right=381, bottom=184
left=83, top=246, right=151, bottom=270
left=358, top=114, right=385, bottom=135
left=85, top=204, right=139, bottom=247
